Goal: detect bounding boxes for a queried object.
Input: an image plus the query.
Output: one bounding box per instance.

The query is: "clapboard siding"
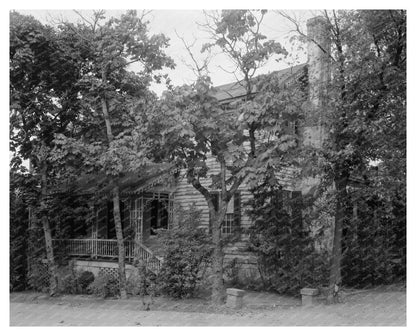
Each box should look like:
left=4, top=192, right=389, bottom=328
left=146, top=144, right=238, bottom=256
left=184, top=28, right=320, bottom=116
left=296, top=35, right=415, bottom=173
left=172, top=154, right=298, bottom=229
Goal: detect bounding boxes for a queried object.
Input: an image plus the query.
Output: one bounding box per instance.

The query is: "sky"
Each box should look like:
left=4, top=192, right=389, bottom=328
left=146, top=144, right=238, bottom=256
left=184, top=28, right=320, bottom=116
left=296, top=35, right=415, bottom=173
left=16, top=9, right=316, bottom=96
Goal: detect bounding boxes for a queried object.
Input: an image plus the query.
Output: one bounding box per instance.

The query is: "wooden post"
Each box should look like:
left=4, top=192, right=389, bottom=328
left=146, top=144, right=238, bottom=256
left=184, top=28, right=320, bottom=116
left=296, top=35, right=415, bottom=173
left=93, top=239, right=97, bottom=259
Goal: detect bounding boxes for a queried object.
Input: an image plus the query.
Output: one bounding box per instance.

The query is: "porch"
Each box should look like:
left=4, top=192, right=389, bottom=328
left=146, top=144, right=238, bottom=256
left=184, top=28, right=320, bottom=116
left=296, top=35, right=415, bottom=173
left=52, top=238, right=162, bottom=273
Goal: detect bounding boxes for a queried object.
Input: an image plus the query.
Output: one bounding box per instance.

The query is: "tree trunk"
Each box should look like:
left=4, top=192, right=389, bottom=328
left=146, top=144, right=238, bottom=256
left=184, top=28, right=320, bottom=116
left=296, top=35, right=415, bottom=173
left=209, top=201, right=229, bottom=304
left=101, top=92, right=127, bottom=299
left=210, top=209, right=226, bottom=304
left=112, top=185, right=128, bottom=299
left=327, top=168, right=348, bottom=303
left=40, top=167, right=58, bottom=296
left=190, top=171, right=236, bottom=304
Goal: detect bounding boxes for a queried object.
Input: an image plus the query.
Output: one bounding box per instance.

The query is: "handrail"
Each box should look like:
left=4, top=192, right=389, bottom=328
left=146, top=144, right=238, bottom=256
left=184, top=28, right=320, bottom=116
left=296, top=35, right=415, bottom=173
left=133, top=239, right=163, bottom=273
left=135, top=239, right=163, bottom=261
left=52, top=238, right=162, bottom=273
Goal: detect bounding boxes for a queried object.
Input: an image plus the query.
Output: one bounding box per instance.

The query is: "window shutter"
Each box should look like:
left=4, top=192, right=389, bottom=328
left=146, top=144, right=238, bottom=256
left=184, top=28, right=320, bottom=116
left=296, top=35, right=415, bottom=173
left=209, top=191, right=220, bottom=233
left=291, top=191, right=303, bottom=230
left=233, top=191, right=241, bottom=232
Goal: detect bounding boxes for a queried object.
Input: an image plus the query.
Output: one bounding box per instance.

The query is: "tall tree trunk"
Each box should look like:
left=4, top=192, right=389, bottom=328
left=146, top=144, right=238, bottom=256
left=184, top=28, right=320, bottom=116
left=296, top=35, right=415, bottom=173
left=327, top=167, right=348, bottom=303
left=112, top=184, right=127, bottom=299
left=190, top=171, right=236, bottom=304
left=211, top=158, right=229, bottom=304
left=210, top=207, right=226, bottom=304
left=101, top=91, right=127, bottom=298
left=40, top=167, right=58, bottom=296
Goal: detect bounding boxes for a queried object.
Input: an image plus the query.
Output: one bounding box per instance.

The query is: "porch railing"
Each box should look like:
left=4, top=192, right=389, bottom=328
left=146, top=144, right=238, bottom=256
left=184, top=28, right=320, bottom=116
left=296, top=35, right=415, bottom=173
left=52, top=239, right=162, bottom=273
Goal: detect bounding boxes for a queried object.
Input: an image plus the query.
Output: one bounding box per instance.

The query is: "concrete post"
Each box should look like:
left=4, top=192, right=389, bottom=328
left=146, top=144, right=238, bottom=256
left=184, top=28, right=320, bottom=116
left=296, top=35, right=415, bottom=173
left=300, top=287, right=320, bottom=306
left=226, top=288, right=245, bottom=309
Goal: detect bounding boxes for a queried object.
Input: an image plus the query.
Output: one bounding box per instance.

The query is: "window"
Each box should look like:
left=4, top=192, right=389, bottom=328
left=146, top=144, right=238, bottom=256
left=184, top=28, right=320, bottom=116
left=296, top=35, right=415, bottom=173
left=222, top=213, right=235, bottom=235
left=209, top=191, right=241, bottom=235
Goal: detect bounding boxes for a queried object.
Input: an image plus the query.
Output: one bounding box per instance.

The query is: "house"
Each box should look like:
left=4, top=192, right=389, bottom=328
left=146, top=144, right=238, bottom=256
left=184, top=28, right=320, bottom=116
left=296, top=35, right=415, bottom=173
left=50, top=16, right=330, bottom=278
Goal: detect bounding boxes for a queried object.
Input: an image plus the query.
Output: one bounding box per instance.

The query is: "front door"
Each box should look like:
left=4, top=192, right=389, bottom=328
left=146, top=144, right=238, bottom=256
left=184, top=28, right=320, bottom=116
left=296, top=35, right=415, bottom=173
left=149, top=199, right=169, bottom=235
left=131, top=193, right=172, bottom=242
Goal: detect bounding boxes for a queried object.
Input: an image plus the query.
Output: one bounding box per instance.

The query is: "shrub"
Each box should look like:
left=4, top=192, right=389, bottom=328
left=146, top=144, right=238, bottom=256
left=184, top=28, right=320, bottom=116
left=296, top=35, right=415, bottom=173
left=158, top=204, right=213, bottom=298
left=224, top=258, right=240, bottom=287
left=224, top=259, right=263, bottom=290
left=78, top=271, right=95, bottom=293
left=127, top=262, right=158, bottom=297
left=57, top=264, right=79, bottom=294
left=88, top=272, right=119, bottom=298
left=56, top=262, right=95, bottom=295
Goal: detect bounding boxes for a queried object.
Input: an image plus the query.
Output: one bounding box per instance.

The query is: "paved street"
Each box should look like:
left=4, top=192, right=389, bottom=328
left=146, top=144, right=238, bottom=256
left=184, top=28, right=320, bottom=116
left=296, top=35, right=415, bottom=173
left=10, top=290, right=406, bottom=326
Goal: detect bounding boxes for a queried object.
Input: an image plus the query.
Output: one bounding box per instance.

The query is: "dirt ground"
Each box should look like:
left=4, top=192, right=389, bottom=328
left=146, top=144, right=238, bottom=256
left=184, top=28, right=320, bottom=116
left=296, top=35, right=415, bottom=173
left=10, top=286, right=406, bottom=326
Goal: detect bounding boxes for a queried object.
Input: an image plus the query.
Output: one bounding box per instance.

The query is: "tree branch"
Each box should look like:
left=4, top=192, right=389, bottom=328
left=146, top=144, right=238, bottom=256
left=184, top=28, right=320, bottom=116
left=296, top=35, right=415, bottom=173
left=278, top=10, right=336, bottom=63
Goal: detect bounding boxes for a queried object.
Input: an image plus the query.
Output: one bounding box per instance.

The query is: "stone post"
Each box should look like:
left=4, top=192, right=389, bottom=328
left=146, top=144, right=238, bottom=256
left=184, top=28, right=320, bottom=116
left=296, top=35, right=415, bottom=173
left=300, top=287, right=320, bottom=306
left=226, top=288, right=245, bottom=309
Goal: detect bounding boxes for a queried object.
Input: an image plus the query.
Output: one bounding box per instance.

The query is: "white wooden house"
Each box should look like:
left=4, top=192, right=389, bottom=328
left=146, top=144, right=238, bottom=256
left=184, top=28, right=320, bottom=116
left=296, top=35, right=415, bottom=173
left=52, top=16, right=331, bottom=277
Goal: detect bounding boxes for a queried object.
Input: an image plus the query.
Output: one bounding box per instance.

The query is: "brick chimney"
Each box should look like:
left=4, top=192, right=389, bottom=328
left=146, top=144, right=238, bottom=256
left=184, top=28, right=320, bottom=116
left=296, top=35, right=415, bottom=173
left=297, top=16, right=331, bottom=195
left=303, top=16, right=331, bottom=149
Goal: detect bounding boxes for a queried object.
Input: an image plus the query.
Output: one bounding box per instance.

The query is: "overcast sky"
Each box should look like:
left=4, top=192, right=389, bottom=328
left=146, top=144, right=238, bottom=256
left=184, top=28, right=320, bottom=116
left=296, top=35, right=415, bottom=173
left=16, top=9, right=317, bottom=95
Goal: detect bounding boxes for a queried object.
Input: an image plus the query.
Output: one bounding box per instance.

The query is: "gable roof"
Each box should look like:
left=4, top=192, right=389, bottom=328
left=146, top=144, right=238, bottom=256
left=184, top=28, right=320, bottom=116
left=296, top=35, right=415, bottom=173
left=211, top=63, right=306, bottom=103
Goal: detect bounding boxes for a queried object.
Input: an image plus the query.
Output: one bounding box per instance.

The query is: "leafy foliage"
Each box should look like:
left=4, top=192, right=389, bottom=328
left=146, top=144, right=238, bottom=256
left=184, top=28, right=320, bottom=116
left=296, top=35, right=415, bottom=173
left=127, top=263, right=158, bottom=297
left=78, top=271, right=96, bottom=292
left=88, top=272, right=119, bottom=298
left=157, top=205, right=213, bottom=298
left=342, top=189, right=406, bottom=288
left=320, top=10, right=406, bottom=291
left=282, top=10, right=406, bottom=296
left=10, top=10, right=175, bottom=296
left=10, top=10, right=91, bottom=295
left=50, top=10, right=175, bottom=180
left=10, top=168, right=38, bottom=291
left=157, top=10, right=301, bottom=303
left=57, top=263, right=95, bottom=295
left=248, top=179, right=330, bottom=295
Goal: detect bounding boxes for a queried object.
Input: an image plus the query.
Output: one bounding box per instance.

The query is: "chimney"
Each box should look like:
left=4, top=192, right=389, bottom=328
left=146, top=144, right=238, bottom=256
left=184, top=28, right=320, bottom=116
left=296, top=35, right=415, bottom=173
left=303, top=16, right=331, bottom=149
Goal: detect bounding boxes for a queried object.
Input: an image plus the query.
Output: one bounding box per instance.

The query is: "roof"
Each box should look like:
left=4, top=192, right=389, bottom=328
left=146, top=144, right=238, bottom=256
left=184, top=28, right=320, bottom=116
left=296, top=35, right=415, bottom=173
left=64, top=163, right=174, bottom=196
left=210, top=63, right=307, bottom=103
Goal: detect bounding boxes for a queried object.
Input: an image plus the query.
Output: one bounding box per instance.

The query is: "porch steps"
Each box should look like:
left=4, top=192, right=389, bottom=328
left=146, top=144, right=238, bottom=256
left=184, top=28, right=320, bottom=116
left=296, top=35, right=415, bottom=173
left=134, top=240, right=163, bottom=274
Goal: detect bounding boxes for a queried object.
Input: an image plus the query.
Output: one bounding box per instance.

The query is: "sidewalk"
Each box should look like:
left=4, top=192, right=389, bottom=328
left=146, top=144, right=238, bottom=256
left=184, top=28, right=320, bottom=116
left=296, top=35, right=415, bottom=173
left=10, top=290, right=300, bottom=314
left=10, top=290, right=406, bottom=326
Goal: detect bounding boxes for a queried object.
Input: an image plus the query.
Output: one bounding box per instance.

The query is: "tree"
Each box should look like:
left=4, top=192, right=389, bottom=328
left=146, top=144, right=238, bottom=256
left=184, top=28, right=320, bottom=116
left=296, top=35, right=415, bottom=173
left=51, top=10, right=174, bottom=298
left=280, top=10, right=406, bottom=301
left=157, top=10, right=301, bottom=303
left=10, top=166, right=39, bottom=291
left=10, top=11, right=84, bottom=295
